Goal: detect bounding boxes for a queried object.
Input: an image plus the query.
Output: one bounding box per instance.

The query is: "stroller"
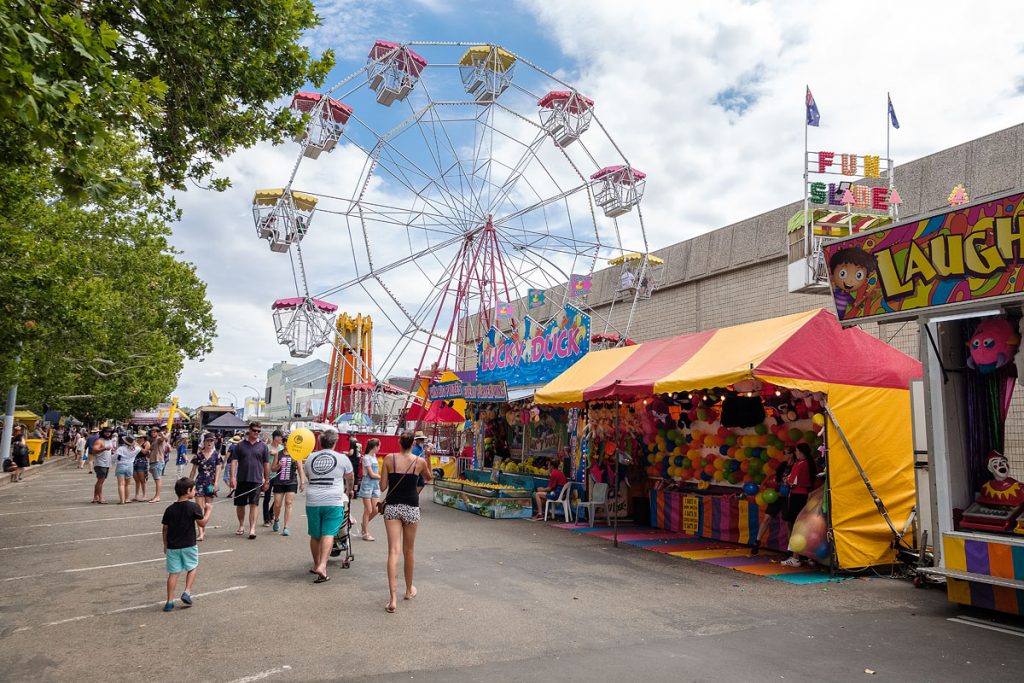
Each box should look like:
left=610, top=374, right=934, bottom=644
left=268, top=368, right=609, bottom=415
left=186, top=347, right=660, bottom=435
left=329, top=505, right=355, bottom=569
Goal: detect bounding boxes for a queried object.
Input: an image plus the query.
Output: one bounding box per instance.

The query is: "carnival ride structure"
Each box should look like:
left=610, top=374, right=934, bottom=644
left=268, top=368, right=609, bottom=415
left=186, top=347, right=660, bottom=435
left=253, top=41, right=659, bottom=426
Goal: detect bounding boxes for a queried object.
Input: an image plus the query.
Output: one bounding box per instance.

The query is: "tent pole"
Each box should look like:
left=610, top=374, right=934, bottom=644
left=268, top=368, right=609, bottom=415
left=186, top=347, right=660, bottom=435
left=613, top=405, right=620, bottom=548
left=822, top=399, right=903, bottom=542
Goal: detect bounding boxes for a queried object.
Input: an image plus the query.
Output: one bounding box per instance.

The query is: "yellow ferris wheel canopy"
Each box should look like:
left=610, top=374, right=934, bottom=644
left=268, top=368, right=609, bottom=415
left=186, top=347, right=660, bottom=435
left=459, top=45, right=517, bottom=72
left=608, top=252, right=664, bottom=266
left=252, top=188, right=319, bottom=211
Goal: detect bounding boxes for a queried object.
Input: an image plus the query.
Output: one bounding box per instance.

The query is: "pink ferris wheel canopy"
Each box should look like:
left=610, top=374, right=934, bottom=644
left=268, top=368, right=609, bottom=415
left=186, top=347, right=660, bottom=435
left=368, top=40, right=428, bottom=76
left=590, top=165, right=646, bottom=183
left=537, top=91, right=595, bottom=113
left=271, top=297, right=338, bottom=313
left=291, top=92, right=352, bottom=124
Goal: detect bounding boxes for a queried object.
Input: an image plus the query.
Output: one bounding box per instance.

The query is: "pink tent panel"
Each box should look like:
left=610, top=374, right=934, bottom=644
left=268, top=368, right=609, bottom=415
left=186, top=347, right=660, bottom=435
left=368, top=40, right=428, bottom=76
left=326, top=98, right=353, bottom=124
left=271, top=297, right=338, bottom=313
left=537, top=90, right=595, bottom=113
left=590, top=165, right=647, bottom=183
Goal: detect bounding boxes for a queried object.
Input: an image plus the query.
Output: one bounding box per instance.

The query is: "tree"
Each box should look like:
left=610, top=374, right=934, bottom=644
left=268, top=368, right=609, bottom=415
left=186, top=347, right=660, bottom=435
left=0, top=135, right=216, bottom=419
left=0, top=0, right=334, bottom=196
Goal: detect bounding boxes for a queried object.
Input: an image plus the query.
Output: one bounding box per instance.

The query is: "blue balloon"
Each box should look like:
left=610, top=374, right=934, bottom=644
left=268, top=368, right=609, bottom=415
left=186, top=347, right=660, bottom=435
left=719, top=445, right=730, bottom=455
left=700, top=471, right=712, bottom=481
left=665, top=440, right=675, bottom=452
left=779, top=484, right=791, bottom=496
left=742, top=482, right=759, bottom=496
left=815, top=542, right=831, bottom=560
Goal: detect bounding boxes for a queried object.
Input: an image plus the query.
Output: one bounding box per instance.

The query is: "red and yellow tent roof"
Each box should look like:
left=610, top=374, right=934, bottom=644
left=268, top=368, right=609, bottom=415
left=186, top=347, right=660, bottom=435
left=536, top=309, right=923, bottom=570
left=535, top=309, right=920, bottom=405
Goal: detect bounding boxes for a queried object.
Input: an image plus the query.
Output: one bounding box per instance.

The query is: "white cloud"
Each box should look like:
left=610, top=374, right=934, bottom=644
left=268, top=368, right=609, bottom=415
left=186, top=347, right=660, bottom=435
left=171, top=1, right=1024, bottom=406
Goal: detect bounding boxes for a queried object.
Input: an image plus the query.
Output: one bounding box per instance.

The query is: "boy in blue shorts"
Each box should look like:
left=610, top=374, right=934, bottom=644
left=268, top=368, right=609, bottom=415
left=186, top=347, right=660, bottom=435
left=162, top=477, right=212, bottom=612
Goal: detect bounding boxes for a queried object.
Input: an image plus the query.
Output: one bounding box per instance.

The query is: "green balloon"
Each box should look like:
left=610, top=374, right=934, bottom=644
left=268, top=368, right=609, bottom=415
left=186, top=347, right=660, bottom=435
left=762, top=489, right=779, bottom=504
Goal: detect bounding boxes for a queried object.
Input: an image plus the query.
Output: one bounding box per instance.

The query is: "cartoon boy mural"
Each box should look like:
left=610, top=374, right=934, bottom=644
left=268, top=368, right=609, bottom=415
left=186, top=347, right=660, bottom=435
left=828, top=247, right=878, bottom=319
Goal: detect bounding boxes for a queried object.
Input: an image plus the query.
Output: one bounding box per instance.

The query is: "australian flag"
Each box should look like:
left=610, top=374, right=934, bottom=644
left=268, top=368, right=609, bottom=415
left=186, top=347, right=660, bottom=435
left=805, top=86, right=820, bottom=127
left=888, top=94, right=900, bottom=129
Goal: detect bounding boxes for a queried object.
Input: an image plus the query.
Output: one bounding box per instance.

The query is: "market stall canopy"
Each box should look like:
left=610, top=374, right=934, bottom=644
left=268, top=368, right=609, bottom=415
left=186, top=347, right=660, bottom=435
left=334, top=412, right=375, bottom=427
left=536, top=308, right=923, bottom=569
left=406, top=400, right=464, bottom=424
left=535, top=309, right=921, bottom=405
left=13, top=410, right=40, bottom=424
left=205, top=412, right=251, bottom=430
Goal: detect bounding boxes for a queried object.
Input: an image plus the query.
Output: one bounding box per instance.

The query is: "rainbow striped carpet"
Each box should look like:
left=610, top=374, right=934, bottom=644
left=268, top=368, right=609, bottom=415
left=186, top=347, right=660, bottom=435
left=553, top=524, right=846, bottom=585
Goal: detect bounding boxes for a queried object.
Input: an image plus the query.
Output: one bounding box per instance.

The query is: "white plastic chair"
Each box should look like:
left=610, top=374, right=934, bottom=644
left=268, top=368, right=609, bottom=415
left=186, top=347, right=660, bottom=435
left=544, top=483, right=573, bottom=523
left=575, top=483, right=609, bottom=526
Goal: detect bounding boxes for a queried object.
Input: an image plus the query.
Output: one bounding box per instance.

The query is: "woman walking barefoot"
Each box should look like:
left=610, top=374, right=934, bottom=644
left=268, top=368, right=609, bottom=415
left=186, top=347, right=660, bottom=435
left=379, top=431, right=433, bottom=613
left=358, top=438, right=382, bottom=541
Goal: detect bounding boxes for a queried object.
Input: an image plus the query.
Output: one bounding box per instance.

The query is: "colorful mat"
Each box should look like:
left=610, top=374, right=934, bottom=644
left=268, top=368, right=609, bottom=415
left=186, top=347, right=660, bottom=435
left=553, top=523, right=846, bottom=585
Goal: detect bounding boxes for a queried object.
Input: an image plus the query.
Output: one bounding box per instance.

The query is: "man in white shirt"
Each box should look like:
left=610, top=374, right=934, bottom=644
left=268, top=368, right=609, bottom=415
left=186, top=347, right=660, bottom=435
left=114, top=433, right=141, bottom=504
left=303, top=429, right=353, bottom=583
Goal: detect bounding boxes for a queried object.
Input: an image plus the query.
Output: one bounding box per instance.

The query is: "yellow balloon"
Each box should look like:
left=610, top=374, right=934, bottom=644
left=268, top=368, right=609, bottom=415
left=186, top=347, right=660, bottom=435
left=286, top=428, right=316, bottom=460
left=789, top=533, right=807, bottom=553
left=812, top=414, right=825, bottom=427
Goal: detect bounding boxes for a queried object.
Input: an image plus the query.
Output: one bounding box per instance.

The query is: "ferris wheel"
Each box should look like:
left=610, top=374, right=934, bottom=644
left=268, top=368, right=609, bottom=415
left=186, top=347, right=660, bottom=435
left=253, top=41, right=656, bottom=400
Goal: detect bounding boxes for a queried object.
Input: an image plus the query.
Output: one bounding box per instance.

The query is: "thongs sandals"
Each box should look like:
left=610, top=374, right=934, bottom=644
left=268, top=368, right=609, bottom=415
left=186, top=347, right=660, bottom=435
left=235, top=528, right=245, bottom=536
left=313, top=574, right=330, bottom=584
left=385, top=604, right=396, bottom=613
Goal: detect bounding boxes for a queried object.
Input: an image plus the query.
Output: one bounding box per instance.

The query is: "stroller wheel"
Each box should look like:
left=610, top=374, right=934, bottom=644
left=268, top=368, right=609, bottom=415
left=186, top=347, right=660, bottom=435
left=330, top=547, right=342, bottom=558
left=342, top=561, right=350, bottom=569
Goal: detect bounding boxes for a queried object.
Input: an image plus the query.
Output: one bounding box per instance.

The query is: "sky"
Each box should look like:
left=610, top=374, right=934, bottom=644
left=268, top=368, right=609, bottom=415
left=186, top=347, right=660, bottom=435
left=169, top=0, right=1024, bottom=408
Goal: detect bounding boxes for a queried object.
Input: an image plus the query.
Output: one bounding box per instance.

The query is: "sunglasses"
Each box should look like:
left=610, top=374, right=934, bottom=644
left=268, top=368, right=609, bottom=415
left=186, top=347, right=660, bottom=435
left=249, top=428, right=262, bottom=433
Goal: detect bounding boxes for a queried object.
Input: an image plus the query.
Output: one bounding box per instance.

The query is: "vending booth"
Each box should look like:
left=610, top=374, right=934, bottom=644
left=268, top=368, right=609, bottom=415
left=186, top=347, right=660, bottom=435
left=823, top=189, right=1024, bottom=614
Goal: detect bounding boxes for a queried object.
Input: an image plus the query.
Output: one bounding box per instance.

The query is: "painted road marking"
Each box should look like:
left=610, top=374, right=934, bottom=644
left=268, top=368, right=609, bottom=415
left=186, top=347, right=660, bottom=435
left=0, top=531, right=159, bottom=551
left=8, top=513, right=164, bottom=528
left=948, top=616, right=1024, bottom=638
left=0, top=506, right=101, bottom=517
left=61, top=549, right=233, bottom=574
left=226, top=665, right=293, bottom=683
left=29, top=585, right=249, bottom=628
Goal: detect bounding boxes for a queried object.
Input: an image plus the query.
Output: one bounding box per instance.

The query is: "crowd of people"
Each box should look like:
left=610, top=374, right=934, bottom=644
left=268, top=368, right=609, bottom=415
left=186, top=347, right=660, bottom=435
left=6, top=418, right=437, bottom=613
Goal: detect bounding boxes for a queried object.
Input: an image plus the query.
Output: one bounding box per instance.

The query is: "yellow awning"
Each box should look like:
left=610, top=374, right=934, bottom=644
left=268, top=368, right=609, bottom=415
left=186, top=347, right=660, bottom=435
left=252, top=188, right=318, bottom=211
left=459, top=46, right=517, bottom=72
left=13, top=410, right=40, bottom=422
left=608, top=252, right=665, bottom=266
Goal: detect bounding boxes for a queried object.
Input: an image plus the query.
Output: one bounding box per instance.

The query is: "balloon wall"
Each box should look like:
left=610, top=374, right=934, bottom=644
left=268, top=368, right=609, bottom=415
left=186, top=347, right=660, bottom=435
left=640, top=386, right=826, bottom=504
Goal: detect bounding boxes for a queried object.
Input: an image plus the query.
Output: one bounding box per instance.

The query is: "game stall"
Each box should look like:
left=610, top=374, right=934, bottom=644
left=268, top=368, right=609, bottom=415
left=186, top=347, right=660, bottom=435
left=535, top=308, right=922, bottom=570
left=430, top=304, right=591, bottom=518
left=823, top=190, right=1024, bottom=613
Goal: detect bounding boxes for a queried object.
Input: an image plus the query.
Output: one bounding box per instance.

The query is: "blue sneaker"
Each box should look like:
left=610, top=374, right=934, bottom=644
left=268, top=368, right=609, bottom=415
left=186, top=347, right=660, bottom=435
left=181, top=592, right=193, bottom=606
left=163, top=602, right=174, bottom=612
left=272, top=519, right=279, bottom=532
left=282, top=527, right=289, bottom=536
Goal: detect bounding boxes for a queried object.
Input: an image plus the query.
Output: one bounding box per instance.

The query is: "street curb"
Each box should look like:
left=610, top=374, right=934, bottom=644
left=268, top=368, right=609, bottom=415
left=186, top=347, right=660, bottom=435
left=0, top=456, right=75, bottom=490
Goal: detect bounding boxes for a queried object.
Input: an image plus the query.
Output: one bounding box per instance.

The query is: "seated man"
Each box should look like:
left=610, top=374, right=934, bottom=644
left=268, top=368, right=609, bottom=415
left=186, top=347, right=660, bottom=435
left=532, top=459, right=568, bottom=520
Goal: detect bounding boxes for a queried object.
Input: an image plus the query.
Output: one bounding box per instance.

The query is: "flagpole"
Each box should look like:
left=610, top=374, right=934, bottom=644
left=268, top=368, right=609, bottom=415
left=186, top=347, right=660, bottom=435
left=803, top=86, right=810, bottom=263
left=887, top=92, right=896, bottom=221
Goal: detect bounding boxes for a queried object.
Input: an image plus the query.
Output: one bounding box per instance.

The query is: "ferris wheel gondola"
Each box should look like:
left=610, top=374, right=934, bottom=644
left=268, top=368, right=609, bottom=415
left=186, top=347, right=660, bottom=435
left=255, top=41, right=658, bottom=419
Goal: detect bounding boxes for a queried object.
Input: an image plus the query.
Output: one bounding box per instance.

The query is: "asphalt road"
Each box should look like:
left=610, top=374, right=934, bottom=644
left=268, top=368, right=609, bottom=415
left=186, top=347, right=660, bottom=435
left=1, top=460, right=1023, bottom=682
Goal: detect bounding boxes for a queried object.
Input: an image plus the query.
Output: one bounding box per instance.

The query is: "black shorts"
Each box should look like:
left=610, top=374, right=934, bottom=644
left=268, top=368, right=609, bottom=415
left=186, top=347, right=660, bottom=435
left=765, top=499, right=783, bottom=518
left=94, top=466, right=109, bottom=480
left=272, top=483, right=298, bottom=494
left=233, top=481, right=262, bottom=506
left=783, top=493, right=809, bottom=525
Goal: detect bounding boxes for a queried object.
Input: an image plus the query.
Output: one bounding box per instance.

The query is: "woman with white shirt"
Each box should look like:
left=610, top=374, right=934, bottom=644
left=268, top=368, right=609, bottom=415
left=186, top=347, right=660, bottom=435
left=114, top=434, right=140, bottom=505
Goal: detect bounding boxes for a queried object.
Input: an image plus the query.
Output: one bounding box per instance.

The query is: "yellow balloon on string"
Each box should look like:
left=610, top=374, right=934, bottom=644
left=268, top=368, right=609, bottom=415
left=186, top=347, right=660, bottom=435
left=286, top=428, right=315, bottom=460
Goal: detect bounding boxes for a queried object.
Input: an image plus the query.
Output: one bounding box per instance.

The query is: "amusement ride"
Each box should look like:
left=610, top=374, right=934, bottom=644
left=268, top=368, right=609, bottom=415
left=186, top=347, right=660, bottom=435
left=252, top=41, right=661, bottom=428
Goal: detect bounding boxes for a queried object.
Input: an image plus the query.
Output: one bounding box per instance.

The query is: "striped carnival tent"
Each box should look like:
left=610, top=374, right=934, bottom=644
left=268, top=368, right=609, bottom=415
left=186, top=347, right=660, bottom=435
left=535, top=309, right=922, bottom=569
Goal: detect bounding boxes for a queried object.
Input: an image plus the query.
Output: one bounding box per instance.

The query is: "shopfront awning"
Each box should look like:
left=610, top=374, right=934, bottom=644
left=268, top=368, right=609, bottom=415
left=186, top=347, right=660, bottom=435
left=535, top=309, right=920, bottom=404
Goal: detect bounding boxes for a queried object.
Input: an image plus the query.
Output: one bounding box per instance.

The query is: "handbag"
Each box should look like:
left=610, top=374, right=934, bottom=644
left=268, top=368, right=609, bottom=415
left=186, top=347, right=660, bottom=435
left=377, top=455, right=415, bottom=515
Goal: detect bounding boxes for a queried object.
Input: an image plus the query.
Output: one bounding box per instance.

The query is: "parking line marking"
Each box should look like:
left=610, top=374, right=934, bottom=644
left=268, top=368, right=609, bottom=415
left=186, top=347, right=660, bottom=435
left=36, top=585, right=248, bottom=627
left=61, top=549, right=233, bottom=574
left=0, top=506, right=100, bottom=517
left=226, top=665, right=293, bottom=683
left=10, top=513, right=164, bottom=528
left=0, top=531, right=159, bottom=551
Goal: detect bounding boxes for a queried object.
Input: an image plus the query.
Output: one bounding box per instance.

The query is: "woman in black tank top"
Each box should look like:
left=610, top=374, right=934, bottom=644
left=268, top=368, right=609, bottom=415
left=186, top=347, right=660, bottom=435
left=379, top=432, right=433, bottom=613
